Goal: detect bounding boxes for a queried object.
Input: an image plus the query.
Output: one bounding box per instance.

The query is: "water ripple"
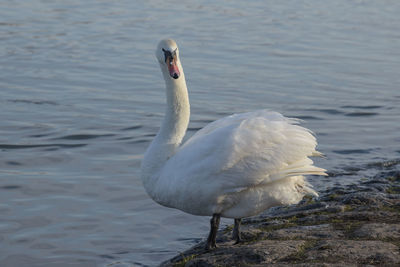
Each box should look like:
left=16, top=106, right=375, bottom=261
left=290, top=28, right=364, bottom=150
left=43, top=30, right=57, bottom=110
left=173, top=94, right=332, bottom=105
left=6, top=161, right=22, bottom=166
left=305, top=108, right=345, bottom=115
left=341, top=105, right=382, bottom=109
left=345, top=112, right=379, bottom=117
left=0, top=143, right=86, bottom=150
left=187, top=127, right=203, bottom=132
left=332, top=149, right=374, bottom=155
left=120, top=125, right=143, bottom=131
left=0, top=185, right=22, bottom=190
left=293, top=115, right=323, bottom=120
left=54, top=134, right=115, bottom=140
left=8, top=99, right=58, bottom=105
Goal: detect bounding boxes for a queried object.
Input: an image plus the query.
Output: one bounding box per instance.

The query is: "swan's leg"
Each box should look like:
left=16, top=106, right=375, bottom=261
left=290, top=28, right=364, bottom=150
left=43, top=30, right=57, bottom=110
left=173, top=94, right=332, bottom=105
left=205, top=213, right=220, bottom=250
left=232, top=218, right=242, bottom=244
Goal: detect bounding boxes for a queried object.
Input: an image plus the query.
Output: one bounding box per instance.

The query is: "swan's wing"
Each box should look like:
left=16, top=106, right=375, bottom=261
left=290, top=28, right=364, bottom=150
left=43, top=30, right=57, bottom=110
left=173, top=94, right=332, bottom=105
left=160, top=110, right=326, bottom=196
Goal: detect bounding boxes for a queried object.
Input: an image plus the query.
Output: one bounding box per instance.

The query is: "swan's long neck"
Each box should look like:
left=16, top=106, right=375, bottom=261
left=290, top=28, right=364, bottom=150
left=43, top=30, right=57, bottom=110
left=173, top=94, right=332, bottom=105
left=141, top=60, right=190, bottom=188
left=158, top=66, right=189, bottom=147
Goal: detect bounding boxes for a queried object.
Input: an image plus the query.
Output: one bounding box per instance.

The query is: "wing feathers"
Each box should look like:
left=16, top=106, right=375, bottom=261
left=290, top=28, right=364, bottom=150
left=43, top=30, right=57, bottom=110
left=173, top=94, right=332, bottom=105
left=161, top=110, right=325, bottom=195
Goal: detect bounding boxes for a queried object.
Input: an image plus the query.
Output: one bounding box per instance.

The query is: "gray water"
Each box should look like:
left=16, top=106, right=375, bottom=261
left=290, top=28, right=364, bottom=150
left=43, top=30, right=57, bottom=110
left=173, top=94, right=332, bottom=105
left=1, top=0, right=399, bottom=266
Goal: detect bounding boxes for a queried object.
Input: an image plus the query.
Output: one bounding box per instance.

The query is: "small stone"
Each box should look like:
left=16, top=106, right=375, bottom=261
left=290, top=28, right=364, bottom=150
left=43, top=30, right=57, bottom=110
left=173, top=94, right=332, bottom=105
left=353, top=223, right=400, bottom=239
left=305, top=240, right=400, bottom=265
left=266, top=224, right=344, bottom=240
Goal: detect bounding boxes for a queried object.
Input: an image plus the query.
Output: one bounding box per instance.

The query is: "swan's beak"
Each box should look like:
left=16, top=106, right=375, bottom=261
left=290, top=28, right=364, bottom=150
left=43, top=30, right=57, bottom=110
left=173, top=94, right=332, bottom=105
left=167, top=56, right=180, bottom=79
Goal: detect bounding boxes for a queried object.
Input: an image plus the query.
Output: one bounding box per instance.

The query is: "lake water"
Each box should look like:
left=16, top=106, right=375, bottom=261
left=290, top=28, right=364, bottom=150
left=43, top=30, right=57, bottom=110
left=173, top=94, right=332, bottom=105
left=1, top=0, right=399, bottom=266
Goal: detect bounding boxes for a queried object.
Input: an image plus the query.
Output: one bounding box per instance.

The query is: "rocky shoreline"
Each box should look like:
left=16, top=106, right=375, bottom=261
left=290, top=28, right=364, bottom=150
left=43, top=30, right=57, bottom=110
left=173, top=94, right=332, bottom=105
left=160, top=167, right=400, bottom=266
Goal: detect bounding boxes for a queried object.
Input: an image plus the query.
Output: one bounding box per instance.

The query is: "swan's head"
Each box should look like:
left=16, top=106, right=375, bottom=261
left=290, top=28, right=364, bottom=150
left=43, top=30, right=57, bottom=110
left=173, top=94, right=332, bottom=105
left=156, top=39, right=180, bottom=80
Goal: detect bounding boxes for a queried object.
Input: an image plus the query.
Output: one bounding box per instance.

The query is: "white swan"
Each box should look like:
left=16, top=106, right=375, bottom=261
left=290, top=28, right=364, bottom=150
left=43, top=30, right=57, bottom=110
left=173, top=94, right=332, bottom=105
left=141, top=39, right=327, bottom=250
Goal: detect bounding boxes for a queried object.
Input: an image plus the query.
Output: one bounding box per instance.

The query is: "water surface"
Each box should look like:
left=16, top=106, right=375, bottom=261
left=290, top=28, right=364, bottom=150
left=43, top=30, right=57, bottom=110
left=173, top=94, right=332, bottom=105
left=1, top=0, right=400, bottom=266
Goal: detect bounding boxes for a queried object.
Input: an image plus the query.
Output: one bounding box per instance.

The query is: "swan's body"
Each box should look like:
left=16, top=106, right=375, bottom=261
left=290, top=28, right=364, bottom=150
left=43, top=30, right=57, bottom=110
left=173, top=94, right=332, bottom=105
left=141, top=39, right=326, bottom=249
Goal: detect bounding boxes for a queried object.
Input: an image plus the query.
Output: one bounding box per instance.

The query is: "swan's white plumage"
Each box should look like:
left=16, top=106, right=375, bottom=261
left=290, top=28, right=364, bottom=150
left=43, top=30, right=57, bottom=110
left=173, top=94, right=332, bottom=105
left=141, top=39, right=326, bottom=220
left=147, top=110, right=326, bottom=218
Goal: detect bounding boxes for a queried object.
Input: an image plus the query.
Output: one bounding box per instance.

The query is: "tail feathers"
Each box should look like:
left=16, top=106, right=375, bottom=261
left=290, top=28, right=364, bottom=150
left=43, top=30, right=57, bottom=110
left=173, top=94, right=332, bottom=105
left=295, top=180, right=318, bottom=197
left=312, top=150, right=326, bottom=158
left=280, top=158, right=327, bottom=178
left=282, top=166, right=328, bottom=177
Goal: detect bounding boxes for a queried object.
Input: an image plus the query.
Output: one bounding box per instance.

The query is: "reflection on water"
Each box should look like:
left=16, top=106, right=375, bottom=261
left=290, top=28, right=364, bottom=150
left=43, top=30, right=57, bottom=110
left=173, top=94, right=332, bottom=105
left=1, top=0, right=400, bottom=266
